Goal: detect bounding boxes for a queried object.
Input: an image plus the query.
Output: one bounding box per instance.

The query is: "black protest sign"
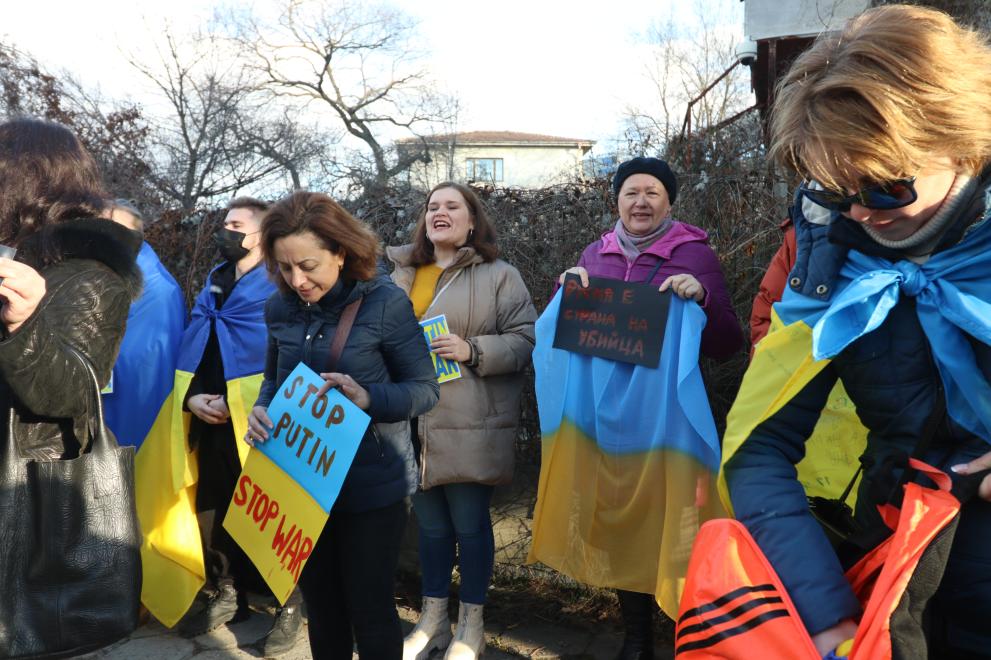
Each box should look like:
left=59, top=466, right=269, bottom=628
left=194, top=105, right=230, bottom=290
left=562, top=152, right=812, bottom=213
left=554, top=275, right=670, bottom=368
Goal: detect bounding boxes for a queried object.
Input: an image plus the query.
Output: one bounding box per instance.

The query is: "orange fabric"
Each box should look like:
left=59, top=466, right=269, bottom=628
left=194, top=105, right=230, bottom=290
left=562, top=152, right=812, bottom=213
left=845, top=460, right=960, bottom=660
left=749, top=223, right=797, bottom=354
left=675, top=520, right=819, bottom=659
left=678, top=460, right=962, bottom=660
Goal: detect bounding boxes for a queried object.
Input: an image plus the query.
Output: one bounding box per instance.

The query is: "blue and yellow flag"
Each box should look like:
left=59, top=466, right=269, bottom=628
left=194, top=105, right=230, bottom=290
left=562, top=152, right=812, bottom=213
left=528, top=291, right=725, bottom=618
left=102, top=242, right=186, bottom=447
left=721, top=214, right=991, bottom=512
left=136, top=265, right=276, bottom=627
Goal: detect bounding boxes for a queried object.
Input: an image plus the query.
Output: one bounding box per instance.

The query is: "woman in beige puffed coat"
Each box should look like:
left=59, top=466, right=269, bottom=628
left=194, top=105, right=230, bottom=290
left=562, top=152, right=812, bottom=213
left=387, top=182, right=536, bottom=660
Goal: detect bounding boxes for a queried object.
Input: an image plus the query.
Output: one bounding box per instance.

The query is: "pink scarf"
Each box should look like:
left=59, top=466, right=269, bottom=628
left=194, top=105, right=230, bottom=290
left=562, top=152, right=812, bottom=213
left=613, top=217, right=673, bottom=263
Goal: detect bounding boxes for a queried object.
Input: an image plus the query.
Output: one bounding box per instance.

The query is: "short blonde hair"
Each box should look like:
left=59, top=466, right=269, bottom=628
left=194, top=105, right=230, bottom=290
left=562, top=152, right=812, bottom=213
left=770, top=4, right=991, bottom=191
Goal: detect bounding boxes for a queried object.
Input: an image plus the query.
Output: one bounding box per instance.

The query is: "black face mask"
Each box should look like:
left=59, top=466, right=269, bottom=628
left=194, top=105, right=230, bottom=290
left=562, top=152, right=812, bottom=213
left=212, top=228, right=250, bottom=263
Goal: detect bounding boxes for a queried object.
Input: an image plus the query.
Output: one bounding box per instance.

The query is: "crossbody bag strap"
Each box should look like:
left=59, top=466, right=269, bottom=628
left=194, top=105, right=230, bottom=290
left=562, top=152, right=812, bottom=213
left=644, top=258, right=665, bottom=285
left=327, top=297, right=363, bottom=373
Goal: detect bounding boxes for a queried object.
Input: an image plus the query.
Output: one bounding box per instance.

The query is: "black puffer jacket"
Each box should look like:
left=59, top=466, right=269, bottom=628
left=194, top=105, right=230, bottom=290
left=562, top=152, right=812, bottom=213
left=256, top=275, right=439, bottom=512
left=0, top=218, right=142, bottom=460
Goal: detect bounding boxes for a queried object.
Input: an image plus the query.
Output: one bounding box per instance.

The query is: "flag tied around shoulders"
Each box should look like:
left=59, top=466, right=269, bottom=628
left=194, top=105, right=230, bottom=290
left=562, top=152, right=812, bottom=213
left=720, top=215, right=991, bottom=513
left=528, top=290, right=725, bottom=618
left=135, top=265, right=275, bottom=627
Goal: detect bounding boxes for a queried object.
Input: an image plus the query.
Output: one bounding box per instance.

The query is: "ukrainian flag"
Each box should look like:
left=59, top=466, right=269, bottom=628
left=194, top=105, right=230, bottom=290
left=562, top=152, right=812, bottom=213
left=102, top=242, right=186, bottom=447
left=528, top=291, right=725, bottom=618
left=721, top=211, right=991, bottom=512
left=720, top=305, right=868, bottom=511
left=136, top=265, right=276, bottom=627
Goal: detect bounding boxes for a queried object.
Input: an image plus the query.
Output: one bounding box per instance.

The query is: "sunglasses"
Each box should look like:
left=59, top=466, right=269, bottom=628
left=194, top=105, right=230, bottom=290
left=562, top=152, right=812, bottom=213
left=800, top=177, right=918, bottom=212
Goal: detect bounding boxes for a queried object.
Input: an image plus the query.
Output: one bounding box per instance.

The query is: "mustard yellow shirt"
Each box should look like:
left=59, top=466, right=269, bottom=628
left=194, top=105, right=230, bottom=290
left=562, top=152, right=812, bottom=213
left=410, top=264, right=444, bottom=319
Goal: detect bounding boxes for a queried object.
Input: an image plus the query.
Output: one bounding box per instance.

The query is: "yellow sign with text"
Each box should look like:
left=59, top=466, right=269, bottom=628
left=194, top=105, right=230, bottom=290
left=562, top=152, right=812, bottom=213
left=223, top=451, right=327, bottom=604
left=420, top=314, right=463, bottom=384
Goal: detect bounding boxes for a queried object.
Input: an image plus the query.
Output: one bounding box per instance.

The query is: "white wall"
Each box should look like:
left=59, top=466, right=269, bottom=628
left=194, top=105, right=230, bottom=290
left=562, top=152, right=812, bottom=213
left=408, top=143, right=589, bottom=189
left=744, top=0, right=869, bottom=40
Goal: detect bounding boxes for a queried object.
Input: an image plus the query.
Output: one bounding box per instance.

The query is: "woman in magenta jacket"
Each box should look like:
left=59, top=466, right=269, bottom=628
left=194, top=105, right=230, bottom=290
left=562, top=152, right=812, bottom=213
left=557, top=156, right=743, bottom=658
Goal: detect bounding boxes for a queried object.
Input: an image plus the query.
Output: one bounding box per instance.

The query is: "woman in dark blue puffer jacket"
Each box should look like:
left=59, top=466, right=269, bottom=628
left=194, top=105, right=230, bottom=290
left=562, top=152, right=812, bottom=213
left=247, top=191, right=439, bottom=659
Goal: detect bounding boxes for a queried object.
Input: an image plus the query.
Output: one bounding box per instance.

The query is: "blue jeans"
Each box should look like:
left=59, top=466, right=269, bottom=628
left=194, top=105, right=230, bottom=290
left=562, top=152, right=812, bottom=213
left=412, top=483, right=495, bottom=605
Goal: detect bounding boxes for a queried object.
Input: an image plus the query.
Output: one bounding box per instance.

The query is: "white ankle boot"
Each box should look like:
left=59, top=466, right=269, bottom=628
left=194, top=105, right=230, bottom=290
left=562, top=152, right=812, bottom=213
left=443, top=601, right=485, bottom=659
left=403, top=596, right=452, bottom=660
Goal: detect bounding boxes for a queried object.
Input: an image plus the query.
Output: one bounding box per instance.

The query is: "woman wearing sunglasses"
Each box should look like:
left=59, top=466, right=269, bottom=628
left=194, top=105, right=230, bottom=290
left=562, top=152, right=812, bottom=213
left=724, top=5, right=991, bottom=659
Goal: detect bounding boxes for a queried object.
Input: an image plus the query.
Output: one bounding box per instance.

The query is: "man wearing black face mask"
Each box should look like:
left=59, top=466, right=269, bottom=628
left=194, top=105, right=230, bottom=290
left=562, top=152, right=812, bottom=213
left=174, top=197, right=303, bottom=655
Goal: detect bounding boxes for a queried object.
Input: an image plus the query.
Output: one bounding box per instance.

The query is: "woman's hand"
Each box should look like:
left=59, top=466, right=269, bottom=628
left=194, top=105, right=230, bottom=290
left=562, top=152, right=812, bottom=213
left=189, top=393, right=229, bottom=424
left=0, top=258, right=46, bottom=333
left=246, top=405, right=274, bottom=446
left=952, top=451, right=991, bottom=500
left=659, top=273, right=706, bottom=302
left=557, top=266, right=589, bottom=287
left=317, top=372, right=371, bottom=410
left=431, top=333, right=472, bottom=363
left=811, top=619, right=858, bottom=657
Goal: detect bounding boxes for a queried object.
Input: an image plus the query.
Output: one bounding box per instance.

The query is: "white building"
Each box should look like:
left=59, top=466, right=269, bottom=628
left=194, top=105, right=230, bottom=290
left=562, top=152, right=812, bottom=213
left=399, top=131, right=595, bottom=190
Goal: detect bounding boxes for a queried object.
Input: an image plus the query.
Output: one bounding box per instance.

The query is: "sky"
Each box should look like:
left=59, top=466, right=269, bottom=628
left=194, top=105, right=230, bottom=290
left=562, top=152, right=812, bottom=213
left=2, top=0, right=745, bottom=153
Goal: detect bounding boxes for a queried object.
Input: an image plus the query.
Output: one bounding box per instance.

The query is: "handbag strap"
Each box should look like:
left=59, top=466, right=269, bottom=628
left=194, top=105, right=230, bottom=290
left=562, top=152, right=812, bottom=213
left=327, top=297, right=363, bottom=373
left=4, top=346, right=111, bottom=461
left=65, top=345, right=113, bottom=455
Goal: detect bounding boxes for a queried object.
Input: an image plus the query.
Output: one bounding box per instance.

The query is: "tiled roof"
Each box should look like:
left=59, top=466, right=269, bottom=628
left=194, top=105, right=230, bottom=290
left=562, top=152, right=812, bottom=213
left=399, top=131, right=595, bottom=145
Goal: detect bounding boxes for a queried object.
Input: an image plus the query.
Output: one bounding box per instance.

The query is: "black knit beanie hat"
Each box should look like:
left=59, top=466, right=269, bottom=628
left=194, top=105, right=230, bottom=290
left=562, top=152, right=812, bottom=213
left=612, top=156, right=678, bottom=204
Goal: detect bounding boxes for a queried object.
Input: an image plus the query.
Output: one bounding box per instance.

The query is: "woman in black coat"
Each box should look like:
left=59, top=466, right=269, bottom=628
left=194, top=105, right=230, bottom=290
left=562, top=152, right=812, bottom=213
left=247, top=191, right=439, bottom=659
left=0, top=118, right=142, bottom=657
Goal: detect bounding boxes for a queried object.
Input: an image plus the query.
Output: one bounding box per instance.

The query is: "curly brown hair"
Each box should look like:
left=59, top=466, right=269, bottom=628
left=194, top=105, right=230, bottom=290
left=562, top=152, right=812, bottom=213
left=261, top=191, right=381, bottom=294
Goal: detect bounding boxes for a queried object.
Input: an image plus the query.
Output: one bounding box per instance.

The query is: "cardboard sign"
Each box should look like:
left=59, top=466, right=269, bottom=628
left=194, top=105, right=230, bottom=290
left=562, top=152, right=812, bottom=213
left=420, top=314, right=463, bottom=384
left=553, top=275, right=670, bottom=367
left=223, top=451, right=328, bottom=604
left=224, top=361, right=370, bottom=603
left=257, top=362, right=370, bottom=510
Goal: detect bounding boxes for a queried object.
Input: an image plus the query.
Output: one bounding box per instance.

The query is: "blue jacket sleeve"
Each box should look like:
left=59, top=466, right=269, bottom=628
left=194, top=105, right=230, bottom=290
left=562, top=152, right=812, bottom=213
left=724, top=365, right=862, bottom=636
left=365, top=288, right=440, bottom=422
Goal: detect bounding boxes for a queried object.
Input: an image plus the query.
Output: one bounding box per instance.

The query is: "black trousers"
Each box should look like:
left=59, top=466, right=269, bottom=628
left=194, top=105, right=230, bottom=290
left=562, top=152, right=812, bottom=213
left=300, top=500, right=407, bottom=660
left=194, top=418, right=268, bottom=596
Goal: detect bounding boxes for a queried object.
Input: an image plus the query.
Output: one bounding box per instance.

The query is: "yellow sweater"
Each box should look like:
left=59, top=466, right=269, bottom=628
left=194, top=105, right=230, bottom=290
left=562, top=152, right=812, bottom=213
left=409, top=264, right=443, bottom=319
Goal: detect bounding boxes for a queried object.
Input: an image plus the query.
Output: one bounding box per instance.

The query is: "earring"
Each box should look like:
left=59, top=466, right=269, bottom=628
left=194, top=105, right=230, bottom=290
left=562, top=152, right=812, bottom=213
left=468, top=228, right=475, bottom=241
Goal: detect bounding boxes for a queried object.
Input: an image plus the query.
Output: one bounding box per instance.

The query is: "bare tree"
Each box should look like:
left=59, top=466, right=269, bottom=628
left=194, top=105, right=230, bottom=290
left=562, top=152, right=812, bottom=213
left=230, top=0, right=453, bottom=189
left=1, top=43, right=157, bottom=205
left=237, top=106, right=339, bottom=190
left=624, top=0, right=751, bottom=156
left=133, top=31, right=288, bottom=211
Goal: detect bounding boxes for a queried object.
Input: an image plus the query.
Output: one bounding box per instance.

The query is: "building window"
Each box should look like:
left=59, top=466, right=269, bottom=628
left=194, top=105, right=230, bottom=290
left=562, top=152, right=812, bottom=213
left=466, top=158, right=504, bottom=183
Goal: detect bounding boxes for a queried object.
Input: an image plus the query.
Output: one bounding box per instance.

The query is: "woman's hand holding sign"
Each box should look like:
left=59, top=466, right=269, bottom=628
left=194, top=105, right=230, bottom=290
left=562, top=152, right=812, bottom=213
left=558, top=266, right=589, bottom=287
left=246, top=405, right=273, bottom=446
left=317, top=373, right=370, bottom=411
left=659, top=273, right=705, bottom=302
left=431, top=333, right=472, bottom=363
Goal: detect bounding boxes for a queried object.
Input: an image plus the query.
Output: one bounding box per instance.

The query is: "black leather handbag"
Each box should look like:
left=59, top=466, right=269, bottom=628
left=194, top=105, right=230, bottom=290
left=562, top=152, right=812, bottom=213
left=0, top=347, right=141, bottom=659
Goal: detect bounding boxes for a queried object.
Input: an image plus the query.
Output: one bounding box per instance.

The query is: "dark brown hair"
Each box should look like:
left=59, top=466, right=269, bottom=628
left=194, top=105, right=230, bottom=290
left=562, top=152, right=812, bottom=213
left=261, top=191, right=380, bottom=294
left=409, top=182, right=498, bottom=266
left=228, top=196, right=270, bottom=214
left=0, top=118, right=107, bottom=246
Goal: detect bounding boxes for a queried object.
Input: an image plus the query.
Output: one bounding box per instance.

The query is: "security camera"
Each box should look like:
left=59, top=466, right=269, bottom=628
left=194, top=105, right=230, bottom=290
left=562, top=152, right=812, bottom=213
left=736, top=39, right=758, bottom=66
